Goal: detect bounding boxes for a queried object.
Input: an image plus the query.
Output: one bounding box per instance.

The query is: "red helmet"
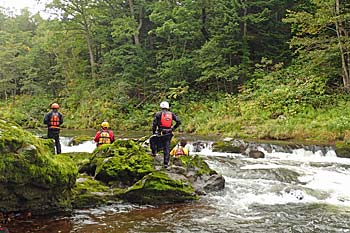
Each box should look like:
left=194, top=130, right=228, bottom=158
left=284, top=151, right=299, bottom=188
left=51, top=103, right=60, bottom=109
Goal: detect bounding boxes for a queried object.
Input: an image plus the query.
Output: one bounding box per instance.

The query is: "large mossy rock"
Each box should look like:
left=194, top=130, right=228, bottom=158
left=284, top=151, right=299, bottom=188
left=72, top=174, right=111, bottom=208
left=171, top=155, right=225, bottom=194
left=58, top=152, right=117, bottom=208
left=0, top=119, right=77, bottom=215
left=78, top=139, right=224, bottom=206
left=212, top=141, right=242, bottom=153
left=119, top=171, right=197, bottom=205
left=335, top=142, right=350, bottom=158
left=91, top=140, right=155, bottom=186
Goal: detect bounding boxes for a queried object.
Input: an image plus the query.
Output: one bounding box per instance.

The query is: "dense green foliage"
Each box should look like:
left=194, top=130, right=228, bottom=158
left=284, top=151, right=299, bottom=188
left=0, top=0, right=350, bottom=143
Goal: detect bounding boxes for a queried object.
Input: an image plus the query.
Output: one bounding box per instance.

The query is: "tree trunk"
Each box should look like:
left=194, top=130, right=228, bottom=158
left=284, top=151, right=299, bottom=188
left=201, top=0, right=209, bottom=41
left=128, top=0, right=142, bottom=45
left=243, top=6, right=247, bottom=38
left=82, top=15, right=96, bottom=78
left=335, top=0, right=350, bottom=88
left=71, top=0, right=96, bottom=78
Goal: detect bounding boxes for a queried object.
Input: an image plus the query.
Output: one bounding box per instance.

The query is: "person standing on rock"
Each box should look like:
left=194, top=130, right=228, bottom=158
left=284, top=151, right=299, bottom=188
left=151, top=101, right=181, bottom=168
left=44, top=103, right=63, bottom=154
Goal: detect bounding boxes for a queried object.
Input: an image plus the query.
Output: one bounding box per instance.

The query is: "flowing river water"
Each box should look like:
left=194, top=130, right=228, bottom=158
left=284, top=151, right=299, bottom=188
left=5, top=136, right=350, bottom=232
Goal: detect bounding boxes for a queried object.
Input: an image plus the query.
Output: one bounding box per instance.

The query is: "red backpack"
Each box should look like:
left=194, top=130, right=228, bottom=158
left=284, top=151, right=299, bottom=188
left=160, top=112, right=172, bottom=128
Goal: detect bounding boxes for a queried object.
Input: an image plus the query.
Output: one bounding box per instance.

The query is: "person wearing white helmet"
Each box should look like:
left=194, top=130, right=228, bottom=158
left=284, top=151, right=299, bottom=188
left=44, top=102, right=63, bottom=154
left=151, top=101, right=181, bottom=168
left=159, top=101, right=169, bottom=109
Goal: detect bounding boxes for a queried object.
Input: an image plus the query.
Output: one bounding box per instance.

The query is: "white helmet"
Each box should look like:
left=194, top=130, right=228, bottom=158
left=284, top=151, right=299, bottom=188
left=160, top=101, right=169, bottom=109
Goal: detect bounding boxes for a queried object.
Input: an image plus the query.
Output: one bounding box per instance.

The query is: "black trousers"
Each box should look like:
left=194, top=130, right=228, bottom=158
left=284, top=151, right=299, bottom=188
left=150, top=134, right=173, bottom=165
left=48, top=129, right=61, bottom=154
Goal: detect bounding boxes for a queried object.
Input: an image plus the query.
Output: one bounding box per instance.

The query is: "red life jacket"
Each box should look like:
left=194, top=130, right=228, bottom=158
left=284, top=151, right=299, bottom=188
left=160, top=111, right=173, bottom=128
left=98, top=130, right=111, bottom=145
left=49, top=112, right=60, bottom=129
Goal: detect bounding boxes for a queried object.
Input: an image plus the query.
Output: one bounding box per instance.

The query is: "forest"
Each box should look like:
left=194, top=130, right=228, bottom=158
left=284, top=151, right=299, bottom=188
left=0, top=0, right=350, bottom=143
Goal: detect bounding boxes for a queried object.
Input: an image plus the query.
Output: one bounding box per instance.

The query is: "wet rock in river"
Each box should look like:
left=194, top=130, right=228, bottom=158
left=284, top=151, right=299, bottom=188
left=68, top=135, right=93, bottom=146
left=335, top=141, right=350, bottom=158
left=76, top=139, right=225, bottom=206
left=0, top=119, right=77, bottom=215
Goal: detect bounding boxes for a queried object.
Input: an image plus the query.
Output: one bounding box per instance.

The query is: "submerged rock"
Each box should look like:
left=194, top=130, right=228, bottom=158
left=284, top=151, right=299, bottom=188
left=0, top=119, right=77, bottom=215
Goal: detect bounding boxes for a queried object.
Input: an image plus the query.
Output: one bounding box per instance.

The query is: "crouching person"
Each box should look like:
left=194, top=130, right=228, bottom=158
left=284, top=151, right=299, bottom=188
left=170, top=138, right=189, bottom=158
left=94, top=121, right=115, bottom=147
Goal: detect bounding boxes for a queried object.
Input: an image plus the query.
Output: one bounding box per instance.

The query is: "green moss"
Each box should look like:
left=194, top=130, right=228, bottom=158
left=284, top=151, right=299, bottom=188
left=335, top=141, right=350, bottom=158
left=91, top=139, right=155, bottom=185
left=212, top=141, right=241, bottom=153
left=58, top=152, right=92, bottom=168
left=120, top=171, right=198, bottom=204
left=176, top=155, right=214, bottom=176
left=72, top=174, right=112, bottom=208
left=143, top=172, right=194, bottom=192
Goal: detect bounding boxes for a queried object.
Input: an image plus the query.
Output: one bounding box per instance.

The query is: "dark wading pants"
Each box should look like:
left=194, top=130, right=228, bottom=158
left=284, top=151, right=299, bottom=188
left=150, top=134, right=173, bottom=165
left=48, top=129, right=61, bottom=154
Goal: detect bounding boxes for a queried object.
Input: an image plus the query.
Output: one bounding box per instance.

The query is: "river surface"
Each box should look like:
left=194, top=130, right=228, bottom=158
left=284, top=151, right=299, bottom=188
left=5, top=135, right=350, bottom=232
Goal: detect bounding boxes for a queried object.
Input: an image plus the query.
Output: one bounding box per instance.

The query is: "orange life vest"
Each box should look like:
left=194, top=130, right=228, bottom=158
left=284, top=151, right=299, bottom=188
left=98, top=130, right=111, bottom=145
left=160, top=111, right=173, bottom=128
left=49, top=112, right=60, bottom=129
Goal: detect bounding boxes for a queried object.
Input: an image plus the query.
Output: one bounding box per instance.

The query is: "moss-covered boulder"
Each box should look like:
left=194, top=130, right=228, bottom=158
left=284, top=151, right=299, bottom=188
left=212, top=141, right=242, bottom=153
left=119, top=171, right=197, bottom=204
left=58, top=152, right=119, bottom=208
left=72, top=174, right=112, bottom=208
left=0, top=119, right=77, bottom=215
left=171, top=155, right=225, bottom=195
left=59, top=152, right=91, bottom=172
left=68, top=135, right=93, bottom=146
left=78, top=139, right=224, bottom=206
left=91, top=140, right=155, bottom=186
left=335, top=141, right=350, bottom=158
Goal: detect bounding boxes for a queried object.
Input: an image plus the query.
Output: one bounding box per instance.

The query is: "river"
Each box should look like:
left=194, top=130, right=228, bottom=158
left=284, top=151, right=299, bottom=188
left=4, top=136, right=350, bottom=232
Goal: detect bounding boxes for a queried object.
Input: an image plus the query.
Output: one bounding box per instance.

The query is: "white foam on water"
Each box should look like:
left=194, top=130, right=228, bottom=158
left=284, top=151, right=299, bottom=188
left=60, top=137, right=96, bottom=153
left=205, top=146, right=350, bottom=208
left=262, top=147, right=349, bottom=164
left=58, top=137, right=350, bottom=208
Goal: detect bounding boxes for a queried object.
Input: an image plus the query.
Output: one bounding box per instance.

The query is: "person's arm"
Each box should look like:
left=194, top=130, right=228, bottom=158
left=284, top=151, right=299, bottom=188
left=43, top=112, right=50, bottom=125
left=94, top=131, right=101, bottom=142
left=152, top=112, right=160, bottom=134
left=110, top=131, right=115, bottom=142
left=59, top=112, right=63, bottom=125
left=172, top=113, right=181, bottom=130
left=184, top=147, right=189, bottom=156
